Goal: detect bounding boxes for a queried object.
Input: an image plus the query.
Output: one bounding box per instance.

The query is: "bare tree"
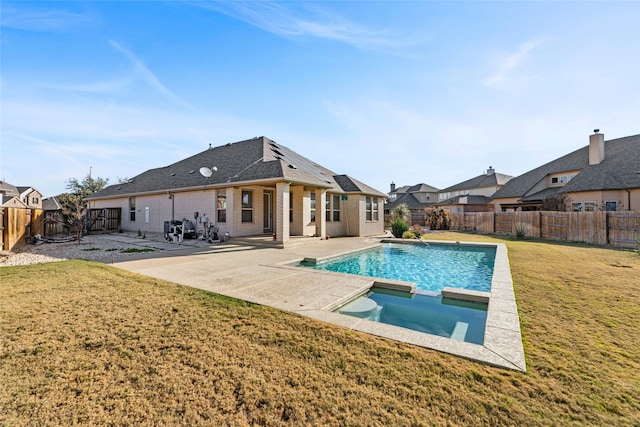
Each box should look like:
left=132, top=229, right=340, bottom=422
left=59, top=174, right=109, bottom=242
left=541, top=193, right=571, bottom=211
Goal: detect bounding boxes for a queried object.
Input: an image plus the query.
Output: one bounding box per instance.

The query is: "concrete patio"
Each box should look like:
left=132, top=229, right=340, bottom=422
left=108, top=235, right=526, bottom=371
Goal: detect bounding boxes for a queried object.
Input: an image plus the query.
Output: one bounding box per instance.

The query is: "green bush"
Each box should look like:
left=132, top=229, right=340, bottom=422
left=390, top=218, right=409, bottom=238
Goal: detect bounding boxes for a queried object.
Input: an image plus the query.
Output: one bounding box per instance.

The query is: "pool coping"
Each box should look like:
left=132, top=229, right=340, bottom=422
left=294, top=239, right=526, bottom=372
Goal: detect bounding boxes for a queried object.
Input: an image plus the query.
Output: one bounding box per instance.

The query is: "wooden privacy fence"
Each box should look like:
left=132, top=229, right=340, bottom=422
left=1, top=207, right=45, bottom=251
left=450, top=211, right=640, bottom=248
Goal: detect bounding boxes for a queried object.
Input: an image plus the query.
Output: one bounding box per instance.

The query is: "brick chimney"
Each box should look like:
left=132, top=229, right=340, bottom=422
left=390, top=182, right=396, bottom=192
left=589, top=130, right=605, bottom=165
left=486, top=166, right=495, bottom=175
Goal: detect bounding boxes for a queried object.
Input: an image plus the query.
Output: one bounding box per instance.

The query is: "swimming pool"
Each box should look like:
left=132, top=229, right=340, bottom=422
left=300, top=242, right=495, bottom=293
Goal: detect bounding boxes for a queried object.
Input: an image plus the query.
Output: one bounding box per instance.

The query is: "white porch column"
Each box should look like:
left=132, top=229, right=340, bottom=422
left=316, top=188, right=327, bottom=239
left=275, top=182, right=290, bottom=243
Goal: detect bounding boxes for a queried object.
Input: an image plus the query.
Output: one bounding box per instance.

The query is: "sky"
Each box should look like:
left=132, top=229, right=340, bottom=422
left=1, top=1, right=639, bottom=198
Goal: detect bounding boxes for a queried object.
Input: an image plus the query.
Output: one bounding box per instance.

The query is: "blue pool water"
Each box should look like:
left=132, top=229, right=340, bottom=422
left=336, top=288, right=488, bottom=344
left=302, top=242, right=495, bottom=293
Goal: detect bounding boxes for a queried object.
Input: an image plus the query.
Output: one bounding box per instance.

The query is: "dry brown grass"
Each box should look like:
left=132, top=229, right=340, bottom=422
left=1, top=234, right=639, bottom=426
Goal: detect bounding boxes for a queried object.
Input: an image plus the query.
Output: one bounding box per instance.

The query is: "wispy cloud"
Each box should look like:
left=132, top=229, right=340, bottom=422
left=0, top=5, right=93, bottom=32
left=189, top=1, right=411, bottom=51
left=484, top=39, right=544, bottom=89
left=109, top=40, right=194, bottom=109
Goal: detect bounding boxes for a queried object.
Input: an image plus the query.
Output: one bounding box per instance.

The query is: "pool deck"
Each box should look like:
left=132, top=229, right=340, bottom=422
left=110, top=235, right=526, bottom=372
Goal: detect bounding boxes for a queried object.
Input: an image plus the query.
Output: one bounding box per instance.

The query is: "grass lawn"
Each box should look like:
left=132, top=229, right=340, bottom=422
left=1, top=233, right=639, bottom=426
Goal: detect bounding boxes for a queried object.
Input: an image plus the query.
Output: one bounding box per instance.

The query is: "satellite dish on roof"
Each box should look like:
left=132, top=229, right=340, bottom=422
left=199, top=166, right=217, bottom=178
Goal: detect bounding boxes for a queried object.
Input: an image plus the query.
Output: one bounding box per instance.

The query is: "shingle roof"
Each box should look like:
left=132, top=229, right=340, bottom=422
left=390, top=183, right=439, bottom=195
left=87, top=136, right=386, bottom=199
left=385, top=192, right=431, bottom=210
left=493, top=134, right=640, bottom=199
left=0, top=181, right=19, bottom=197
left=437, top=195, right=492, bottom=205
left=440, top=171, right=512, bottom=193
left=43, top=196, right=63, bottom=211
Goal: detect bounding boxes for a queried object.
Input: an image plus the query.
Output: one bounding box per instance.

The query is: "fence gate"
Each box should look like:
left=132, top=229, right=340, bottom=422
left=85, top=208, right=121, bottom=234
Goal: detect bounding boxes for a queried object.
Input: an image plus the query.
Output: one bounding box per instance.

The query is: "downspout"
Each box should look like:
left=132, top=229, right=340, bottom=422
left=626, top=189, right=631, bottom=211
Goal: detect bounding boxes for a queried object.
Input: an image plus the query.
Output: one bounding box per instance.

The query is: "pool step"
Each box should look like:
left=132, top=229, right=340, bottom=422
left=450, top=321, right=469, bottom=341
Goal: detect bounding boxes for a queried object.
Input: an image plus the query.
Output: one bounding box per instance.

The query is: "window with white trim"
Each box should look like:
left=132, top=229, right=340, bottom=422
left=241, top=190, right=253, bottom=223
left=310, top=192, right=316, bottom=222
left=217, top=191, right=226, bottom=223
left=325, top=194, right=341, bottom=222
left=366, top=197, right=379, bottom=221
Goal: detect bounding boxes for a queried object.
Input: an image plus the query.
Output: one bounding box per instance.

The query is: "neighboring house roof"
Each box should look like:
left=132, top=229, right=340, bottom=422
left=87, top=136, right=387, bottom=200
left=0, top=181, right=19, bottom=197
left=437, top=195, right=493, bottom=205
left=392, top=183, right=439, bottom=194
left=493, top=134, right=640, bottom=200
left=43, top=196, right=63, bottom=211
left=440, top=168, right=512, bottom=193
left=385, top=192, right=427, bottom=210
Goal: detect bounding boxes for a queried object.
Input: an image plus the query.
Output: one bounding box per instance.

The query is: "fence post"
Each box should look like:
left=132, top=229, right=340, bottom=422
left=605, top=212, right=610, bottom=245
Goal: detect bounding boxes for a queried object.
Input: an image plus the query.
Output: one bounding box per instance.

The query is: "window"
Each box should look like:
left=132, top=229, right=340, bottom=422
left=217, top=191, right=226, bottom=223
left=372, top=197, right=379, bottom=221
left=572, top=202, right=583, bottom=212
left=605, top=201, right=617, bottom=211
left=32, top=197, right=39, bottom=204
left=241, top=190, right=253, bottom=223
left=584, top=202, right=597, bottom=212
left=129, top=196, right=136, bottom=221
left=366, top=197, right=379, bottom=221
left=310, top=192, right=316, bottom=222
left=551, top=177, right=559, bottom=184
left=289, top=191, right=294, bottom=223
left=325, top=194, right=341, bottom=222
left=389, top=194, right=397, bottom=202
left=560, top=175, right=568, bottom=183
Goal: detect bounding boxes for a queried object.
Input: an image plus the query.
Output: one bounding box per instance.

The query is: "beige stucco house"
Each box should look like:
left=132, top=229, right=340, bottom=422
left=86, top=136, right=387, bottom=243
left=492, top=132, right=640, bottom=211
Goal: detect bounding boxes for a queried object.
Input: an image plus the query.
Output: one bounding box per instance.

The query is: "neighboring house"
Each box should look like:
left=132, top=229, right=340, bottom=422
left=0, top=181, right=20, bottom=206
left=384, top=182, right=439, bottom=225
left=437, top=167, right=512, bottom=213
left=0, top=181, right=44, bottom=249
left=17, top=186, right=43, bottom=209
left=86, top=136, right=387, bottom=243
left=492, top=132, right=640, bottom=212
left=43, top=195, right=68, bottom=236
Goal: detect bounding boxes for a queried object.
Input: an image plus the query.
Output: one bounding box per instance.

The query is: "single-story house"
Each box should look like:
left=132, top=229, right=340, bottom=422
left=86, top=136, right=387, bottom=243
left=384, top=182, right=439, bottom=225
left=436, top=167, right=512, bottom=213
left=492, top=132, right=640, bottom=211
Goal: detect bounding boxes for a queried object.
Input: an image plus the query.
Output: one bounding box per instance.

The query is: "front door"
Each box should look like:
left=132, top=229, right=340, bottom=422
left=263, top=191, right=273, bottom=234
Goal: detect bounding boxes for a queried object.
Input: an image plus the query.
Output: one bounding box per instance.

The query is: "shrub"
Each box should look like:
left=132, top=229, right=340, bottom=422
left=514, top=223, right=529, bottom=239
left=402, top=231, right=416, bottom=239
left=424, top=208, right=451, bottom=230
left=390, top=218, right=409, bottom=238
